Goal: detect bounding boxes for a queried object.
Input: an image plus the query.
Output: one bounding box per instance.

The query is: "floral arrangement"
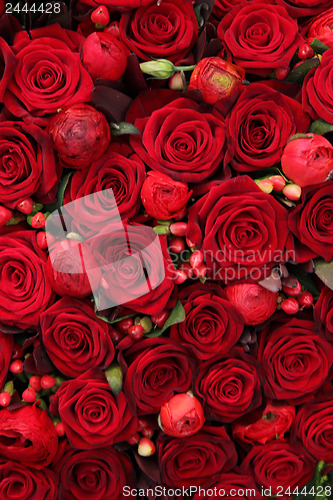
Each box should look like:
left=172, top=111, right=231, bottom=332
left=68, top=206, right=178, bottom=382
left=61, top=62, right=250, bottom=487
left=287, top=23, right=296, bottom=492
left=0, top=0, right=332, bottom=498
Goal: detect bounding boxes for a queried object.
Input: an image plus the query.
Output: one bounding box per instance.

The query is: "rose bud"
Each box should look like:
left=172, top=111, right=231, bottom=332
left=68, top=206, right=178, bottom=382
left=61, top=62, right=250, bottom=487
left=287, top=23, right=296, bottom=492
left=283, top=183, right=302, bottom=201
left=81, top=32, right=127, bottom=81
left=141, top=171, right=192, bottom=220
left=188, top=57, right=245, bottom=104
left=46, top=239, right=101, bottom=299
left=48, top=104, right=111, bottom=169
left=159, top=393, right=205, bottom=438
left=225, top=283, right=278, bottom=325
left=281, top=133, right=333, bottom=187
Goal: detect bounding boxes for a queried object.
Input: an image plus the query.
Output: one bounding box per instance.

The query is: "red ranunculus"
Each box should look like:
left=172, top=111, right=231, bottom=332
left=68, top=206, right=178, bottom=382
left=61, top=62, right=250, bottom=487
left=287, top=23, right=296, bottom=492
left=306, top=7, right=333, bottom=49
left=81, top=32, right=128, bottom=81
left=160, top=393, right=205, bottom=438
left=225, top=283, right=278, bottom=325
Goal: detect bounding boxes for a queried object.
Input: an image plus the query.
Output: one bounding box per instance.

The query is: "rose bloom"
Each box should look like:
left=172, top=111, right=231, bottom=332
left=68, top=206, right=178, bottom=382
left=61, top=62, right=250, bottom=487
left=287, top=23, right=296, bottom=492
left=160, top=393, right=205, bottom=438
left=314, top=286, right=333, bottom=343
left=192, top=473, right=263, bottom=500
left=225, top=83, right=310, bottom=172
left=212, top=0, right=248, bottom=19
left=121, top=338, right=195, bottom=415
left=275, top=0, right=333, bottom=18
left=0, top=405, right=58, bottom=469
left=0, top=332, right=12, bottom=390
left=129, top=92, right=227, bottom=183
left=232, top=402, right=295, bottom=445
left=50, top=368, right=137, bottom=449
left=0, top=459, right=58, bottom=500
left=288, top=181, right=333, bottom=262
left=258, top=318, right=333, bottom=405
left=240, top=440, right=315, bottom=495
left=0, top=121, right=59, bottom=209
left=119, top=0, right=198, bottom=63
left=39, top=297, right=115, bottom=378
left=170, top=282, right=244, bottom=361
left=194, top=348, right=263, bottom=423
left=186, top=176, right=291, bottom=283
left=0, top=38, right=16, bottom=102
left=52, top=445, right=136, bottom=500
left=157, top=426, right=237, bottom=487
left=291, top=395, right=333, bottom=463
left=303, top=49, right=333, bottom=124
left=3, top=25, right=93, bottom=126
left=0, top=228, right=54, bottom=330
left=217, top=3, right=301, bottom=76
left=306, top=7, right=333, bottom=49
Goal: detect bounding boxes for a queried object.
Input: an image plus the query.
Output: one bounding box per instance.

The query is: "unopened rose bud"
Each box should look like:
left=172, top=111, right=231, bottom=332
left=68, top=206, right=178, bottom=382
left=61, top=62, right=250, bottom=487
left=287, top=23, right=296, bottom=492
left=159, top=393, right=205, bottom=438
left=41, top=375, right=55, bottom=389
left=0, top=206, right=12, bottom=227
left=282, top=133, right=333, bottom=187
left=283, top=183, right=302, bottom=201
left=269, top=175, right=286, bottom=192
left=297, top=291, right=313, bottom=309
left=16, top=198, right=33, bottom=215
left=256, top=179, right=274, bottom=194
left=22, top=387, right=36, bottom=403
left=168, top=236, right=185, bottom=254
left=225, top=283, right=278, bottom=325
left=281, top=297, right=299, bottom=314
left=138, top=437, right=156, bottom=456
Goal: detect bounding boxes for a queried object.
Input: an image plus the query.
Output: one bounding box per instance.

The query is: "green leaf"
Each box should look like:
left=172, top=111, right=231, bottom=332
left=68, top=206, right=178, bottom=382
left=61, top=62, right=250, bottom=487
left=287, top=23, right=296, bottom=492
left=309, top=119, right=333, bottom=136
left=314, top=259, right=333, bottom=292
left=45, top=172, right=72, bottom=213
left=146, top=300, right=185, bottom=337
left=109, top=122, right=140, bottom=137
left=310, top=38, right=330, bottom=55
left=284, top=57, right=320, bottom=84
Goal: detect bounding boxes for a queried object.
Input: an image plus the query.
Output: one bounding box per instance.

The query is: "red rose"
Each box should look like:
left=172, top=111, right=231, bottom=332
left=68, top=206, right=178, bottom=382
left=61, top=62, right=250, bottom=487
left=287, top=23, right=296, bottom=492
left=121, top=338, right=195, bottom=415
left=241, top=440, right=315, bottom=494
left=81, top=32, right=128, bottom=81
left=0, top=459, right=58, bottom=500
left=306, top=7, right=333, bottom=49
left=186, top=176, right=291, bottom=283
left=225, top=83, right=310, bottom=172
left=194, top=348, right=263, bottom=422
left=40, top=297, right=115, bottom=378
left=50, top=368, right=137, bottom=449
left=0, top=121, right=59, bottom=208
left=258, top=318, right=333, bottom=404
left=119, top=0, right=198, bottom=63
left=302, top=49, right=333, bottom=124
left=157, top=426, right=237, bottom=487
left=314, top=286, right=333, bottom=343
left=292, top=395, right=333, bottom=463
left=0, top=405, right=58, bottom=469
left=170, top=282, right=244, bottom=361
left=213, top=0, right=250, bottom=18
left=63, top=145, right=145, bottom=237
left=4, top=25, right=93, bottom=126
left=0, top=332, right=12, bottom=391
left=52, top=445, right=136, bottom=500
left=275, top=0, right=333, bottom=18
left=217, top=2, right=301, bottom=76
left=0, top=38, right=16, bottom=102
left=288, top=181, right=333, bottom=262
left=129, top=93, right=227, bottom=183
left=0, top=228, right=54, bottom=330
left=192, top=473, right=263, bottom=500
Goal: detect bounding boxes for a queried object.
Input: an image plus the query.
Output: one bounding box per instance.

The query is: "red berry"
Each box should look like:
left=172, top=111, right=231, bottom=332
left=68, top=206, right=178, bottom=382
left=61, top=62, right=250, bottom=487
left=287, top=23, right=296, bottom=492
left=0, top=206, right=12, bottom=227
left=151, top=310, right=170, bottom=328
left=178, top=262, right=195, bottom=279
left=190, top=250, right=204, bottom=269
left=9, top=359, right=23, bottom=374
left=137, top=418, right=148, bottom=431
left=127, top=432, right=140, bottom=445
left=275, top=67, right=289, bottom=80
left=22, top=387, right=36, bottom=403
left=298, top=43, right=314, bottom=60
left=269, top=175, right=286, bottom=192
left=168, top=236, right=185, bottom=254
left=282, top=279, right=302, bottom=297
left=11, top=342, right=24, bottom=360
left=297, top=291, right=313, bottom=309
left=169, top=222, right=188, bottom=237
left=55, top=422, right=65, bottom=437
left=141, top=426, right=154, bottom=439
left=30, top=212, right=46, bottom=229
left=0, top=392, right=11, bottom=407
left=41, top=375, right=56, bottom=389
left=91, top=5, right=110, bottom=26
left=16, top=198, right=33, bottom=215
left=193, top=263, right=207, bottom=278
left=174, top=268, right=187, bottom=284
left=110, top=328, right=124, bottom=344
left=128, top=324, right=144, bottom=341
left=283, top=184, right=302, bottom=201
left=29, top=375, right=42, bottom=392
left=138, top=437, right=156, bottom=456
left=36, top=231, right=48, bottom=250
left=116, top=317, right=134, bottom=334
left=103, top=21, right=120, bottom=38
left=281, top=297, right=299, bottom=315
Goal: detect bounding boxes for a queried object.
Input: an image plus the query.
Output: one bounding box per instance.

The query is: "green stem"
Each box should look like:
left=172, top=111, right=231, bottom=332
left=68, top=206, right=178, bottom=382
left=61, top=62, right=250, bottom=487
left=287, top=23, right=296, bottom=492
left=174, top=65, right=196, bottom=72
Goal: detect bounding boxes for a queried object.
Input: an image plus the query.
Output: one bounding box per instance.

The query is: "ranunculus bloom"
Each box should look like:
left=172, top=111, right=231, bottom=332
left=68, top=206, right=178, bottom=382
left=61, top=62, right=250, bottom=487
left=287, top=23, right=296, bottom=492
left=225, top=83, right=310, bottom=172
left=188, top=57, right=245, bottom=105
left=194, top=348, right=263, bottom=422
left=50, top=368, right=137, bottom=449
left=0, top=405, right=58, bottom=469
left=281, top=134, right=333, bottom=187
left=160, top=393, right=205, bottom=438
left=232, top=402, right=295, bottom=445
left=288, top=181, right=333, bottom=262
left=303, top=49, right=333, bottom=124
left=186, top=176, right=291, bottom=283
left=141, top=171, right=191, bottom=220
left=217, top=2, right=301, bottom=76
left=170, top=283, right=244, bottom=361
left=225, top=283, right=278, bottom=325
left=119, top=0, right=198, bottom=63
left=306, top=7, right=333, bottom=49
left=240, top=440, right=315, bottom=495
left=0, top=121, right=59, bottom=208
left=258, top=318, right=333, bottom=405
left=81, top=32, right=128, bottom=81
left=314, top=286, right=333, bottom=343
left=48, top=104, right=111, bottom=169
left=40, top=297, right=115, bottom=378
left=121, top=338, right=195, bottom=415
left=157, top=426, right=237, bottom=487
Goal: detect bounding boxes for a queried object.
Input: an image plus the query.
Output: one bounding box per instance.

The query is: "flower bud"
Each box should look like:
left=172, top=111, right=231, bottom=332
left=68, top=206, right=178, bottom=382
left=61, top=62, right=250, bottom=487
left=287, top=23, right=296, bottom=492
left=16, top=198, right=33, bottom=215
left=283, top=183, right=302, bottom=201
left=281, top=134, right=333, bottom=187
left=81, top=32, right=128, bottom=81
left=225, top=283, right=278, bottom=325
left=48, top=104, right=111, bottom=168
left=0, top=206, right=12, bottom=227
left=41, top=375, right=55, bottom=390
left=91, top=5, right=110, bottom=27
left=138, top=437, right=156, bottom=456
left=22, top=387, right=36, bottom=403
left=159, top=393, right=204, bottom=438
left=168, top=236, right=185, bottom=254
left=189, top=57, right=245, bottom=104
left=297, top=291, right=314, bottom=309
left=140, top=59, right=176, bottom=79
left=281, top=297, right=299, bottom=315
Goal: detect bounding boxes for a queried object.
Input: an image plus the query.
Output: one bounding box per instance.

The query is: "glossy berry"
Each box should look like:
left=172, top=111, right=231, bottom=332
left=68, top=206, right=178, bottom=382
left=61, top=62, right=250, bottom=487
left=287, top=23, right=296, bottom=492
left=257, top=179, right=274, bottom=194
left=117, top=317, right=133, bottom=334
left=169, top=222, right=188, bottom=237
left=141, top=426, right=154, bottom=439
left=127, top=432, right=140, bottom=445
left=9, top=359, right=23, bottom=374
left=275, top=67, right=289, bottom=80
left=193, top=263, right=207, bottom=278
left=168, top=236, right=185, bottom=254
left=16, top=198, right=33, bottom=215
left=55, top=422, right=65, bottom=437
left=151, top=310, right=170, bottom=328
left=190, top=250, right=204, bottom=269
left=282, top=279, right=302, bottom=297
left=283, top=184, right=302, bottom=201
left=269, top=175, right=286, bottom=192
left=281, top=297, right=299, bottom=315
left=22, top=387, right=36, bottom=403
left=30, top=212, right=46, bottom=229
left=0, top=206, right=12, bottom=227
left=41, top=375, right=56, bottom=390
left=174, top=268, right=187, bottom=284
left=138, top=437, right=156, bottom=456
left=298, top=43, right=314, bottom=60
left=29, top=376, right=42, bottom=392
left=0, top=392, right=11, bottom=407
left=91, top=5, right=110, bottom=26
left=178, top=262, right=195, bottom=279
left=128, top=324, right=144, bottom=341
left=104, top=21, right=120, bottom=38
left=297, top=291, right=314, bottom=309
left=36, top=231, right=48, bottom=250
